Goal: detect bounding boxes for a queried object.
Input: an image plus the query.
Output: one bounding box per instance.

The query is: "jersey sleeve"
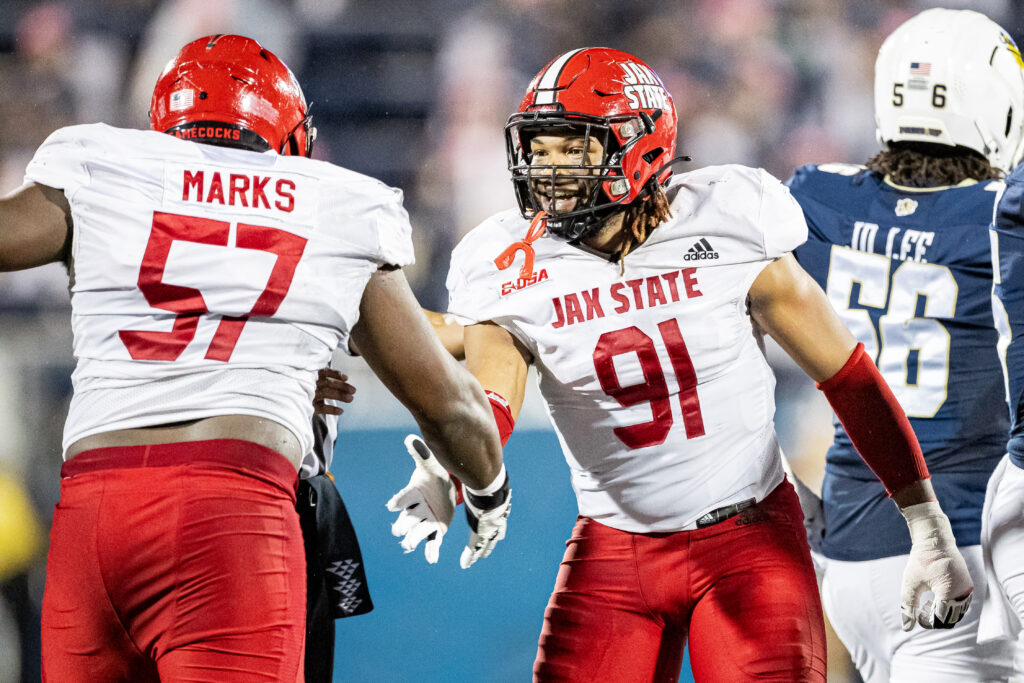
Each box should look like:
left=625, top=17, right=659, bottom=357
left=758, top=168, right=808, bottom=258
left=371, top=186, right=415, bottom=267
left=322, top=173, right=415, bottom=268
left=993, top=170, right=1024, bottom=461
left=446, top=228, right=503, bottom=326
left=24, top=125, right=93, bottom=196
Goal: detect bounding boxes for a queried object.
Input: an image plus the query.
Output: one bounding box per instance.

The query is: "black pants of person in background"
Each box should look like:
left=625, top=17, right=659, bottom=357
left=298, top=474, right=373, bottom=683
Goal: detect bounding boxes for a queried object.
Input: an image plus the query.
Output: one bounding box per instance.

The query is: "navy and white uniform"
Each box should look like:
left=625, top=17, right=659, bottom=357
left=979, top=165, right=1024, bottom=669
left=789, top=162, right=1015, bottom=682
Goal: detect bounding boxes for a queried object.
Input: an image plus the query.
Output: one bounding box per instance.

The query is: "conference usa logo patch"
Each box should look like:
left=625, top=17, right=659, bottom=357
left=500, top=268, right=549, bottom=296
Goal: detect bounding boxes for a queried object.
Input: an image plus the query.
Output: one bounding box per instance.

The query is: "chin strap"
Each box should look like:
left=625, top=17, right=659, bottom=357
left=648, top=155, right=692, bottom=185
left=494, top=211, right=548, bottom=279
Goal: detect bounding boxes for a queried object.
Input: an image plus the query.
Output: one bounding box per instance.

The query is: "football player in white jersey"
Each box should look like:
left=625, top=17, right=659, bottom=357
left=0, top=34, right=509, bottom=682
left=785, top=9, right=1024, bottom=682
left=384, top=47, right=974, bottom=681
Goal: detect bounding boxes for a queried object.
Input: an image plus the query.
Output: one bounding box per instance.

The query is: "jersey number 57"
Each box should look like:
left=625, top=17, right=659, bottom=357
left=119, top=211, right=307, bottom=362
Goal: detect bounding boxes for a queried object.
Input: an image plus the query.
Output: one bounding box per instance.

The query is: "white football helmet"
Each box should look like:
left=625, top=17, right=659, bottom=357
left=874, top=8, right=1024, bottom=172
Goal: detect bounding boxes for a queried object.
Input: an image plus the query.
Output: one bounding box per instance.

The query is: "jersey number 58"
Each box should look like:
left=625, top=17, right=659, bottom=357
left=826, top=246, right=956, bottom=418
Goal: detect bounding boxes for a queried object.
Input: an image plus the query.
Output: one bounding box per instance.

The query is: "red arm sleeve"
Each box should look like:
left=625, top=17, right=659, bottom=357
left=485, top=390, right=515, bottom=447
left=816, top=343, right=929, bottom=496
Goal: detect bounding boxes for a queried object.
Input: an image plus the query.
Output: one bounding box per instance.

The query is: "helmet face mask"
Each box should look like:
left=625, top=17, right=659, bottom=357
left=506, top=48, right=679, bottom=241
left=874, top=8, right=1024, bottom=172
left=150, top=34, right=315, bottom=157
left=508, top=115, right=629, bottom=241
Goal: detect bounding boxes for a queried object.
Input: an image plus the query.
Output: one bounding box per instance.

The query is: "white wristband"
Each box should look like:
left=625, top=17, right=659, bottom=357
left=901, top=501, right=953, bottom=542
left=465, top=464, right=507, bottom=497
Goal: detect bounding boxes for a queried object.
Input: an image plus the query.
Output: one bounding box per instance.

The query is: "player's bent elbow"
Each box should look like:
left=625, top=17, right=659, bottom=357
left=415, top=380, right=491, bottom=434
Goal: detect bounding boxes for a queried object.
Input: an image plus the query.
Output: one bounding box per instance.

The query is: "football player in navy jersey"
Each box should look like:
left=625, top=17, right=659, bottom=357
left=786, top=8, right=1024, bottom=681
left=985, top=124, right=1024, bottom=679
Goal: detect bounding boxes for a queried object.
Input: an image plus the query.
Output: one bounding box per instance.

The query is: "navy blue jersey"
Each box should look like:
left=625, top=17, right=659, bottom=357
left=993, top=164, right=1024, bottom=471
left=787, top=163, right=1007, bottom=561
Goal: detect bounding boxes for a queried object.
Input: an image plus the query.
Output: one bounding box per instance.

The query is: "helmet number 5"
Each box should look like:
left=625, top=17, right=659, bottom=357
left=118, top=211, right=307, bottom=362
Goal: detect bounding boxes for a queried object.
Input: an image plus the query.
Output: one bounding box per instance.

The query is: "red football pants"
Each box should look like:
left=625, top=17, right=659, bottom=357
left=41, top=440, right=305, bottom=683
left=534, top=480, right=826, bottom=682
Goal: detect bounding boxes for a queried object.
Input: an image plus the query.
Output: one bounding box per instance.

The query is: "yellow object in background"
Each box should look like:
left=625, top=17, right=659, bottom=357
left=0, top=473, right=42, bottom=582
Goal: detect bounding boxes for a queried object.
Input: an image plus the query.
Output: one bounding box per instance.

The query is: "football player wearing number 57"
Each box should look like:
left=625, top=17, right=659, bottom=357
left=786, top=9, right=1024, bottom=681
left=0, top=34, right=507, bottom=682
left=384, top=47, right=972, bottom=682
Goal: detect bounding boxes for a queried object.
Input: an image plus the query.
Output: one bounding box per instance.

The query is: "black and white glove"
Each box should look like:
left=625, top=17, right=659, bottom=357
left=900, top=502, right=974, bottom=630
left=385, top=435, right=455, bottom=564
left=460, top=466, right=510, bottom=569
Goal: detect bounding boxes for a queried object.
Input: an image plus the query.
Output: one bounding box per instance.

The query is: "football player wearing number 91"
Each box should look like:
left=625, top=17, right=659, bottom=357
left=385, top=46, right=972, bottom=682
left=0, top=34, right=509, bottom=682
left=785, top=8, right=1024, bottom=681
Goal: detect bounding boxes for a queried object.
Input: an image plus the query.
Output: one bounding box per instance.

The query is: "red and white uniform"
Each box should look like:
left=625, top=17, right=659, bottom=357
left=24, top=123, right=413, bottom=457
left=448, top=164, right=806, bottom=533
left=29, top=124, right=413, bottom=682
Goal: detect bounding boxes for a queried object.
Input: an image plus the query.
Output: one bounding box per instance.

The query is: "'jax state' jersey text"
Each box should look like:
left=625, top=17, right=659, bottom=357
left=788, top=163, right=1007, bottom=561
left=25, top=123, right=414, bottom=459
left=448, top=165, right=805, bottom=533
left=992, top=164, right=1024, bottom=472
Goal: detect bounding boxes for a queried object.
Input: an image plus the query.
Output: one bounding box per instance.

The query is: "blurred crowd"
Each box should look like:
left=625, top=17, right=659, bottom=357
left=0, top=0, right=1019, bottom=310
left=0, top=0, right=1021, bottom=680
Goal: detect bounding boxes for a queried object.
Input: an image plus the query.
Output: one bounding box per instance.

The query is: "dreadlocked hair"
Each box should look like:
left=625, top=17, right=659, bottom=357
left=616, top=183, right=673, bottom=274
left=866, top=142, right=1001, bottom=188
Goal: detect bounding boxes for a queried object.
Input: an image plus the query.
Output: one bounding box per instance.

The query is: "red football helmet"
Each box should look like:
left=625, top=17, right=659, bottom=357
left=506, top=47, right=680, bottom=241
left=150, top=34, right=315, bottom=157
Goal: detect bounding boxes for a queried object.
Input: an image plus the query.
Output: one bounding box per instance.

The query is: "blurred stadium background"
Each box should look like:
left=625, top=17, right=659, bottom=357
left=0, top=0, right=1020, bottom=681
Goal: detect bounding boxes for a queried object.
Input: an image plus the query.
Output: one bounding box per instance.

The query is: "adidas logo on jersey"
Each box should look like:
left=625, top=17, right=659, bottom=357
left=683, top=238, right=719, bottom=261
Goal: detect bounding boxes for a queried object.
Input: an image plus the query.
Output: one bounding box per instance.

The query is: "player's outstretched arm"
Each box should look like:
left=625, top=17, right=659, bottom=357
left=384, top=320, right=528, bottom=567
left=0, top=182, right=72, bottom=271
left=350, top=266, right=503, bottom=491
left=463, top=321, right=531, bottom=422
left=748, top=253, right=973, bottom=631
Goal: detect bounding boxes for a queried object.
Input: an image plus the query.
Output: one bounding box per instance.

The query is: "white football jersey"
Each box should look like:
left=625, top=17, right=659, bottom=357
left=448, top=165, right=807, bottom=533
left=25, top=124, right=414, bottom=457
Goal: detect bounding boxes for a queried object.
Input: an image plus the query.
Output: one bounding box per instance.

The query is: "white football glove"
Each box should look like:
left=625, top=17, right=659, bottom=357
left=460, top=465, right=511, bottom=569
left=385, top=435, right=455, bottom=564
left=900, top=502, right=974, bottom=630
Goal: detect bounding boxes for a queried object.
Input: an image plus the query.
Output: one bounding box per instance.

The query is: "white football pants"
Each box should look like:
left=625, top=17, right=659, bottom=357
left=822, top=544, right=1018, bottom=682
left=979, top=454, right=1024, bottom=681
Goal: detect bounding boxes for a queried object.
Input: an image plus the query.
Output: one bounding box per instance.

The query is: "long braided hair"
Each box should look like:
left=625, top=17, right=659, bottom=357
left=866, top=142, right=1000, bottom=187
left=615, top=183, right=674, bottom=271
